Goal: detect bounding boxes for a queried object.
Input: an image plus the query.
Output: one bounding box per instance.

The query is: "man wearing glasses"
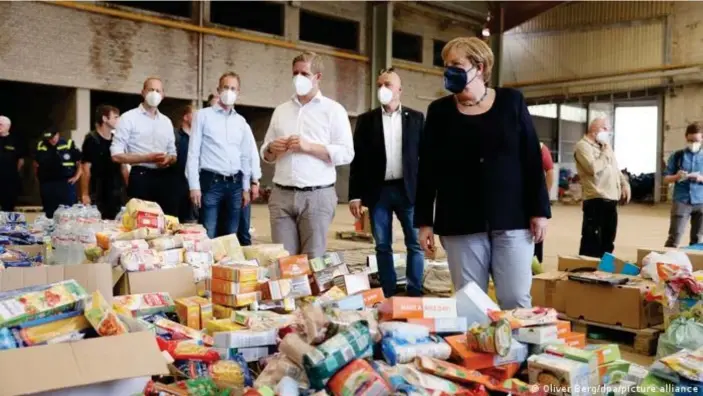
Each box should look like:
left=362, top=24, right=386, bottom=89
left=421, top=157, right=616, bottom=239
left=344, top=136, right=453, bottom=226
left=186, top=72, right=255, bottom=238
left=348, top=68, right=426, bottom=297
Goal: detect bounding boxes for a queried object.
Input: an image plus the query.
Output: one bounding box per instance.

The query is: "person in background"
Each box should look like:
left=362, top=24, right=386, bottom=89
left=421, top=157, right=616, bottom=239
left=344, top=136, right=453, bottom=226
left=533, top=142, right=555, bottom=263
left=415, top=37, right=550, bottom=309
left=574, top=117, right=631, bottom=257
left=111, top=77, right=178, bottom=215
left=663, top=122, right=703, bottom=247
left=348, top=68, right=425, bottom=297
left=186, top=72, right=253, bottom=238
left=207, top=94, right=218, bottom=107
left=261, top=51, right=354, bottom=258
left=175, top=104, right=197, bottom=223
left=35, top=127, right=82, bottom=218
left=80, top=104, right=127, bottom=219
left=0, top=116, right=26, bottom=211
left=237, top=133, right=262, bottom=246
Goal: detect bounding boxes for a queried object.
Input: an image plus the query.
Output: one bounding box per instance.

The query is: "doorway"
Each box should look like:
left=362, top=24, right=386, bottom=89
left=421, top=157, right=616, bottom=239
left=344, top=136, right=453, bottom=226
left=613, top=105, right=658, bottom=175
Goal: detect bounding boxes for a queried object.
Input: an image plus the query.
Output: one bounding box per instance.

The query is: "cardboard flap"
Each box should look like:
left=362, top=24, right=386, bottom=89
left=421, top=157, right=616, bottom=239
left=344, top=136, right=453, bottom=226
left=127, top=266, right=196, bottom=298
left=0, top=332, right=168, bottom=395
left=557, top=255, right=600, bottom=272
left=0, top=263, right=113, bottom=301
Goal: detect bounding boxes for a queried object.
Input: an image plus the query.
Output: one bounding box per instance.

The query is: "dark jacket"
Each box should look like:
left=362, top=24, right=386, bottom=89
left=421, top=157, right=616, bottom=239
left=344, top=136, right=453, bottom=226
left=414, top=88, right=551, bottom=236
left=348, top=106, right=424, bottom=207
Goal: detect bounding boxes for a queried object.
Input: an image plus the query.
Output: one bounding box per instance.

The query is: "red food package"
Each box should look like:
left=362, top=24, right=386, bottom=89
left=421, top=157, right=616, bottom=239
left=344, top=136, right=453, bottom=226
left=157, top=338, right=220, bottom=363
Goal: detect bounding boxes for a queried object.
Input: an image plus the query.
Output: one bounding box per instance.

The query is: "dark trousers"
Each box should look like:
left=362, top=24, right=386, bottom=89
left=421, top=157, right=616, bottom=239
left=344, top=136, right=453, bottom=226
left=579, top=198, right=618, bottom=258
left=665, top=201, right=703, bottom=248
left=0, top=177, right=19, bottom=212
left=534, top=241, right=544, bottom=263
left=199, top=170, right=243, bottom=239
left=40, top=180, right=77, bottom=218
left=177, top=177, right=198, bottom=223
left=237, top=203, right=253, bottom=246
left=127, top=167, right=179, bottom=217
left=369, top=182, right=424, bottom=297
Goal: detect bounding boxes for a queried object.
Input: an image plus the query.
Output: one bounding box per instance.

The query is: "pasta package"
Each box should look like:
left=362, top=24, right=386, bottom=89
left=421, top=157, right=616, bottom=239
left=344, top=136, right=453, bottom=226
left=0, top=280, right=88, bottom=328
left=84, top=291, right=129, bottom=336
left=113, top=293, right=175, bottom=317
left=122, top=198, right=165, bottom=231
left=210, top=356, right=253, bottom=388
left=17, top=313, right=90, bottom=346
left=157, top=338, right=220, bottom=362
left=150, top=236, right=184, bottom=251
left=120, top=249, right=160, bottom=272
left=211, top=234, right=246, bottom=261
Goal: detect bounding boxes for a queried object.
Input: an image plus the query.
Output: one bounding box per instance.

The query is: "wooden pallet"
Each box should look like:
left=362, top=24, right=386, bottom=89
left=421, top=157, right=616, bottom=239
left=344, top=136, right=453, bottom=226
left=335, top=230, right=374, bottom=243
left=15, top=206, right=43, bottom=213
left=558, top=314, right=663, bottom=356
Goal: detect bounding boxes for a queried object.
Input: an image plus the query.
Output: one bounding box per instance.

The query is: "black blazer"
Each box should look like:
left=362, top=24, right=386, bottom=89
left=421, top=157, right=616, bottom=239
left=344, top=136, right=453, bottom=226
left=348, top=106, right=425, bottom=208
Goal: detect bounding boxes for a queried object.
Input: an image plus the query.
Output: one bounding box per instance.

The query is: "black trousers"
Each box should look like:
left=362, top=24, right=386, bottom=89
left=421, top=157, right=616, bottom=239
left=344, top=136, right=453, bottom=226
left=127, top=167, right=179, bottom=217
left=0, top=177, right=19, bottom=212
left=579, top=198, right=618, bottom=258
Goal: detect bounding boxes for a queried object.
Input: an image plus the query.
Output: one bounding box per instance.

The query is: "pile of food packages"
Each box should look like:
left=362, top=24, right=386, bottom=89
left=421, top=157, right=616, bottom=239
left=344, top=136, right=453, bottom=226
left=0, top=210, right=50, bottom=246
left=2, top=199, right=703, bottom=396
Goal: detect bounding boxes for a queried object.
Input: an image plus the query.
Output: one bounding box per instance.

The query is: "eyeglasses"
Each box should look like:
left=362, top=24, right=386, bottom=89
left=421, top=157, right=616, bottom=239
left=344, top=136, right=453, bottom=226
left=378, top=67, right=395, bottom=76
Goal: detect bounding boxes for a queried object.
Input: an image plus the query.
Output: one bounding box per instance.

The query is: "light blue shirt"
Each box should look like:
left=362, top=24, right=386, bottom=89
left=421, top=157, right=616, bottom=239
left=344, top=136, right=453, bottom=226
left=186, top=105, right=254, bottom=191
left=110, top=104, right=176, bottom=168
left=249, top=134, right=262, bottom=183
left=666, top=149, right=703, bottom=205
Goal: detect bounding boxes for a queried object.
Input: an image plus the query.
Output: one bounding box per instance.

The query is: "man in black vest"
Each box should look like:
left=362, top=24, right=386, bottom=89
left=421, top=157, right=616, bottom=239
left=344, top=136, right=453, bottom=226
left=348, top=68, right=425, bottom=297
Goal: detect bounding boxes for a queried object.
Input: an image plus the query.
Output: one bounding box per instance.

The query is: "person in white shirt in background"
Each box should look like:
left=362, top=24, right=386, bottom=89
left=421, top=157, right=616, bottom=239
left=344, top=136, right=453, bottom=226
left=260, top=51, right=354, bottom=258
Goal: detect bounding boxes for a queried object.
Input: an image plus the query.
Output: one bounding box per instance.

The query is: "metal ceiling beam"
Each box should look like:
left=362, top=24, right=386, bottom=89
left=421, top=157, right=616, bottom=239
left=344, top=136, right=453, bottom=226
left=417, top=1, right=490, bottom=21
left=398, top=1, right=486, bottom=28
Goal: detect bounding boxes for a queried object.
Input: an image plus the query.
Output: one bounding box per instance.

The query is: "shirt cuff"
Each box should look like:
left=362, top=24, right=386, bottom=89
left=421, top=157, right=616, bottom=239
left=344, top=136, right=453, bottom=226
left=260, top=143, right=276, bottom=164
left=243, top=178, right=251, bottom=191
left=324, top=144, right=349, bottom=166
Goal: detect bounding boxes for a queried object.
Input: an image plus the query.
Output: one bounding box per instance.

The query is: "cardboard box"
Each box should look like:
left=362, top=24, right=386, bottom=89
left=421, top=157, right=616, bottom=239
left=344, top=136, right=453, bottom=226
left=212, top=291, right=260, bottom=308
left=563, top=277, right=663, bottom=329
left=309, top=252, right=344, bottom=273
left=175, top=296, right=212, bottom=330
left=561, top=332, right=587, bottom=348
left=113, top=266, right=196, bottom=299
left=272, top=255, right=311, bottom=279
left=637, top=247, right=703, bottom=271
left=406, top=317, right=468, bottom=334
left=455, top=281, right=500, bottom=326
left=379, top=297, right=457, bottom=320
left=528, top=354, right=594, bottom=394
left=211, top=264, right=259, bottom=283
left=210, top=278, right=259, bottom=295
left=556, top=320, right=571, bottom=337
left=0, top=332, right=168, bottom=395
left=359, top=288, right=385, bottom=308
left=514, top=325, right=559, bottom=344
left=445, top=335, right=528, bottom=370
left=0, top=263, right=113, bottom=301
left=311, top=263, right=350, bottom=294
left=531, top=271, right=568, bottom=312
left=557, top=256, right=600, bottom=272
left=333, top=273, right=370, bottom=296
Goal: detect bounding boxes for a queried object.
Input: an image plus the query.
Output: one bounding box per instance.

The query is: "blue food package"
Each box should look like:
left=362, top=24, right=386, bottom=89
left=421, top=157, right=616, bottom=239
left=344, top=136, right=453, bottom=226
left=0, top=328, right=18, bottom=350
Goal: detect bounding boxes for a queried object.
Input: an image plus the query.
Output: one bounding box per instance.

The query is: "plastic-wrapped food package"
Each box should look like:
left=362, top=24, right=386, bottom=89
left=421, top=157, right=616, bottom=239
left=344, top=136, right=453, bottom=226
left=0, top=328, right=18, bottom=350
left=16, top=312, right=90, bottom=346
left=0, top=280, right=88, bottom=327
left=379, top=322, right=430, bottom=342
left=254, top=354, right=309, bottom=389
left=301, top=305, right=332, bottom=345
left=327, top=359, right=391, bottom=396
left=84, top=291, right=129, bottom=336
left=120, top=249, right=160, bottom=272
left=325, top=308, right=381, bottom=342
left=122, top=198, right=165, bottom=232
left=211, top=234, right=246, bottom=261
left=210, top=355, right=253, bottom=388
left=303, top=321, right=374, bottom=389
left=279, top=333, right=316, bottom=367
left=382, top=335, right=452, bottom=365
left=183, top=239, right=213, bottom=253
left=150, top=236, right=184, bottom=251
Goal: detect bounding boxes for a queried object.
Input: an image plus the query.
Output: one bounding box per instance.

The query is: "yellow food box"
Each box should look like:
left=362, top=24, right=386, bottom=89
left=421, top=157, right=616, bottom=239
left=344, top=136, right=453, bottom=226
left=206, top=318, right=246, bottom=334
left=175, top=296, right=213, bottom=330
left=213, top=304, right=235, bottom=320
left=211, top=278, right=259, bottom=295
left=212, top=265, right=259, bottom=283
left=212, top=292, right=260, bottom=308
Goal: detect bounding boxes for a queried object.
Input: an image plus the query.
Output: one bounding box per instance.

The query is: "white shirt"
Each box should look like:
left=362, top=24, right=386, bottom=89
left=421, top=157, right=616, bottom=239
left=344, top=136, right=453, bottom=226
left=382, top=105, right=403, bottom=180
left=260, top=91, right=354, bottom=188
left=111, top=104, right=176, bottom=168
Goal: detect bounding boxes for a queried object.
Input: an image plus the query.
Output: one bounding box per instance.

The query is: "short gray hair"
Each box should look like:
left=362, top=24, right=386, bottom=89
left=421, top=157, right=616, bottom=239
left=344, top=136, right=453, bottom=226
left=0, top=116, right=11, bottom=126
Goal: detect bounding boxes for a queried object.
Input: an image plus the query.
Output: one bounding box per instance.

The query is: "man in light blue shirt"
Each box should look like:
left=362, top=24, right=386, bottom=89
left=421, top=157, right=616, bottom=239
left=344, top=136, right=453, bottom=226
left=111, top=77, right=178, bottom=215
left=186, top=72, right=255, bottom=238
left=237, top=138, right=262, bottom=246
left=663, top=122, right=703, bottom=247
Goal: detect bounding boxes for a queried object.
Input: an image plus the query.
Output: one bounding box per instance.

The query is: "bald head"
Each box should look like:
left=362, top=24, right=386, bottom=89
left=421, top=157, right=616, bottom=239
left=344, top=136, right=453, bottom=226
left=376, top=71, right=402, bottom=109
left=588, top=117, right=609, bottom=135
left=0, top=116, right=10, bottom=136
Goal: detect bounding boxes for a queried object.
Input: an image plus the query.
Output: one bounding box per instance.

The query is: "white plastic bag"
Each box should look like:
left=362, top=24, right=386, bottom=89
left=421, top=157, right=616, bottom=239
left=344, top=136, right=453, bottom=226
left=642, top=251, right=692, bottom=282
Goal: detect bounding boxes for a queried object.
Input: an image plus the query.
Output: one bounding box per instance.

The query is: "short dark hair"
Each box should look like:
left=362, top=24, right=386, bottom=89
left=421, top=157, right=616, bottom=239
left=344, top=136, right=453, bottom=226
left=686, top=122, right=702, bottom=136
left=95, top=104, right=119, bottom=126
left=207, top=94, right=216, bottom=103
left=181, top=104, right=194, bottom=120
left=218, top=72, right=241, bottom=88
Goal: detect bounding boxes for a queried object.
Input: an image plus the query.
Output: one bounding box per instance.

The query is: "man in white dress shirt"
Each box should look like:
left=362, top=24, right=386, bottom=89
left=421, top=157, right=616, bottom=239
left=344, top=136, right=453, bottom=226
left=348, top=69, right=425, bottom=297
left=260, top=51, right=354, bottom=258
left=111, top=77, right=178, bottom=215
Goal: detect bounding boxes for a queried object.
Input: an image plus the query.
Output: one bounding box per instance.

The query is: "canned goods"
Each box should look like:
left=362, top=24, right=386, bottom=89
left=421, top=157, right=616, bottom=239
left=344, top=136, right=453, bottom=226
left=465, top=318, right=512, bottom=357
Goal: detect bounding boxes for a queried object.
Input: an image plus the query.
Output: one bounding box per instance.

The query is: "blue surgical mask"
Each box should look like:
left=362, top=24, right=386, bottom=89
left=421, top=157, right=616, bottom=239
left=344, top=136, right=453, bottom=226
left=444, top=66, right=478, bottom=94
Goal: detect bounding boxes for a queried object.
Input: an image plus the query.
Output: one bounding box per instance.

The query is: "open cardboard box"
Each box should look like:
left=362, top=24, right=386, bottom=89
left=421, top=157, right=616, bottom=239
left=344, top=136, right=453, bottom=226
left=113, top=265, right=197, bottom=298
left=557, top=256, right=600, bottom=272
left=531, top=271, right=568, bottom=312
left=563, top=275, right=662, bottom=329
left=637, top=247, right=703, bottom=271
left=0, top=332, right=168, bottom=395
left=0, top=263, right=113, bottom=301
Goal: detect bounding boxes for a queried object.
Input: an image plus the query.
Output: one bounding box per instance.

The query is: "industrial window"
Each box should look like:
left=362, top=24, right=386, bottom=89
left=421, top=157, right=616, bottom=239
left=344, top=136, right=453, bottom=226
left=105, top=1, right=191, bottom=18
left=210, top=1, right=284, bottom=36
left=433, top=40, right=447, bottom=67
left=528, top=104, right=558, bottom=119
left=392, top=31, right=423, bottom=63
left=299, top=10, right=359, bottom=52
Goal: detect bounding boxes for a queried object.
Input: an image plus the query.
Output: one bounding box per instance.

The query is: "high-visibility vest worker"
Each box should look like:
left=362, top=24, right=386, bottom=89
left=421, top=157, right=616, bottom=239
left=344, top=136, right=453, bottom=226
left=34, top=128, right=82, bottom=218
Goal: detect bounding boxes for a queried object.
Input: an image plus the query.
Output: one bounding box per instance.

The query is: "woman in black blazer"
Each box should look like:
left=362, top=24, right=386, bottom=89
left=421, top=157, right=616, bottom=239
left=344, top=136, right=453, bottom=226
left=414, top=37, right=551, bottom=309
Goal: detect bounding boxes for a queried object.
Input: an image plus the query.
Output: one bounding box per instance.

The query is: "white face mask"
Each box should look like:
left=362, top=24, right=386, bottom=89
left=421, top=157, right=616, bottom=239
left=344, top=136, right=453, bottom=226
left=377, top=86, right=394, bottom=105
left=688, top=142, right=702, bottom=153
left=220, top=90, right=237, bottom=106
left=596, top=130, right=611, bottom=144
left=145, top=91, right=162, bottom=108
left=293, top=75, right=313, bottom=96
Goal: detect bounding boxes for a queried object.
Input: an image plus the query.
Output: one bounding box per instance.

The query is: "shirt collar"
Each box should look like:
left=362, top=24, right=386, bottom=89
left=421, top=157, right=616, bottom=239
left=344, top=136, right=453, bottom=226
left=138, top=104, right=161, bottom=118
left=382, top=104, right=402, bottom=116
left=292, top=90, right=324, bottom=106
left=214, top=103, right=237, bottom=115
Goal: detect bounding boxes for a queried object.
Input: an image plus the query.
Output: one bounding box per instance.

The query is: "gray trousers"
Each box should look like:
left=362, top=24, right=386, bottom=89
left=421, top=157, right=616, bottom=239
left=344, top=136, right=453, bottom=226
left=440, top=229, right=534, bottom=309
left=268, top=186, right=337, bottom=258
left=665, top=201, right=703, bottom=247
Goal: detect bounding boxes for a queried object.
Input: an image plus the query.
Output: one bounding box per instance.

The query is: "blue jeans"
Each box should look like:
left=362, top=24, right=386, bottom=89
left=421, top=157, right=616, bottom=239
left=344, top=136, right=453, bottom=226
left=199, top=171, right=243, bottom=239
left=369, top=183, right=424, bottom=297
left=237, top=203, right=252, bottom=246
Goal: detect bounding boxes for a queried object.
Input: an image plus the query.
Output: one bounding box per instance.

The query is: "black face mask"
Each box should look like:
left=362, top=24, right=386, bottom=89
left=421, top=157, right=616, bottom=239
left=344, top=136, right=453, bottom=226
left=444, top=66, right=479, bottom=94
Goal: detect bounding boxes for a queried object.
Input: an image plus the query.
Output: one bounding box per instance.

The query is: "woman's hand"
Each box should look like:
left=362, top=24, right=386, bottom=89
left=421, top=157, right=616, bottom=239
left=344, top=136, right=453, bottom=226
left=418, top=226, right=436, bottom=256
left=530, top=217, right=548, bottom=243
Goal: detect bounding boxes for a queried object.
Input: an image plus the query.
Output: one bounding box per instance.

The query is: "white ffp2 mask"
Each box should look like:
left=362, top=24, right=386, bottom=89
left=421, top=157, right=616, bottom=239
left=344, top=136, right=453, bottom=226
left=145, top=91, right=162, bottom=107
left=293, top=75, right=313, bottom=96
left=377, top=86, right=393, bottom=105
left=220, top=90, right=237, bottom=106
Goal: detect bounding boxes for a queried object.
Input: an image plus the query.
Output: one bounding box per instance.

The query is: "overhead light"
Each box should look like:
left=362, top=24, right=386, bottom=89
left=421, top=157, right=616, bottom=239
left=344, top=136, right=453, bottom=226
left=482, top=28, right=490, bottom=37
